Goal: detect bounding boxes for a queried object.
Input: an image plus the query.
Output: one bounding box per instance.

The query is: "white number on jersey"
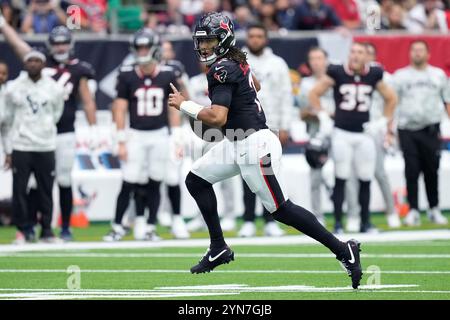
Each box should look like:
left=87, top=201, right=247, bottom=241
left=339, top=84, right=373, bottom=112
left=248, top=73, right=262, bottom=112
left=135, top=87, right=164, bottom=116
left=43, top=67, right=74, bottom=101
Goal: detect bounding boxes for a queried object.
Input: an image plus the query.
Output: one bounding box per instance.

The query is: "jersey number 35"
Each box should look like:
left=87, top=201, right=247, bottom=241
left=339, top=84, right=372, bottom=112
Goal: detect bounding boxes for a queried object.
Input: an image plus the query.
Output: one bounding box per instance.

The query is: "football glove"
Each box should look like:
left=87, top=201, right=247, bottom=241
left=363, top=117, right=388, bottom=137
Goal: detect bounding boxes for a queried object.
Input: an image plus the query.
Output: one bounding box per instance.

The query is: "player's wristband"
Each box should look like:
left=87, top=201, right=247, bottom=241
left=116, top=130, right=127, bottom=143
left=180, top=101, right=204, bottom=120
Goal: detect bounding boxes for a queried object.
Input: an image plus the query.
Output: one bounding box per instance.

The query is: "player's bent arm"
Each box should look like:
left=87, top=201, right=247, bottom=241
left=0, top=20, right=31, bottom=60
left=197, top=105, right=229, bottom=128
left=376, top=80, right=398, bottom=122
left=79, top=78, right=97, bottom=126
left=308, top=75, right=335, bottom=111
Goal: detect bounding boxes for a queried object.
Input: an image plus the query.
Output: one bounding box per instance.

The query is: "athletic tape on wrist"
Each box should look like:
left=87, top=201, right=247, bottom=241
left=180, top=101, right=204, bottom=120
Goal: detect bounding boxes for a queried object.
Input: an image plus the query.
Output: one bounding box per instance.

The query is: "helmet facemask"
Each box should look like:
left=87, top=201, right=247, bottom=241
left=130, top=32, right=161, bottom=66
left=47, top=26, right=74, bottom=63
left=193, top=34, right=220, bottom=65
left=47, top=38, right=73, bottom=63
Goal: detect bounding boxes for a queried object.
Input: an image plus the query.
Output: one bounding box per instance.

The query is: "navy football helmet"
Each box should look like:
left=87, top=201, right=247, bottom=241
left=130, top=28, right=162, bottom=65
left=305, top=136, right=331, bottom=169
left=46, top=26, right=73, bottom=62
left=193, top=12, right=236, bottom=65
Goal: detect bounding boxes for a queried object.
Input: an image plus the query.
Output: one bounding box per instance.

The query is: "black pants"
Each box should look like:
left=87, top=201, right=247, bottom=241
left=398, top=124, right=441, bottom=210
left=242, top=178, right=274, bottom=222
left=12, top=150, right=55, bottom=233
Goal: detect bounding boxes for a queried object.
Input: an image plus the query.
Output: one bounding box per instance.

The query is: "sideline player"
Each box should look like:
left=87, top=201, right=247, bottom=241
left=103, top=29, right=182, bottom=241
left=0, top=22, right=98, bottom=241
left=309, top=42, right=397, bottom=234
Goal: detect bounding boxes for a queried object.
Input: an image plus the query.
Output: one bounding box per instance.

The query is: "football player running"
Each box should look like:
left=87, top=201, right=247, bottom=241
left=309, top=42, right=398, bottom=234
left=168, top=12, right=363, bottom=289
left=0, top=21, right=98, bottom=241
left=104, top=29, right=182, bottom=242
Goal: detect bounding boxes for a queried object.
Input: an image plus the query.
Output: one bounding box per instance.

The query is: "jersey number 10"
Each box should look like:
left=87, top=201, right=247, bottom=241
left=135, top=87, right=164, bottom=116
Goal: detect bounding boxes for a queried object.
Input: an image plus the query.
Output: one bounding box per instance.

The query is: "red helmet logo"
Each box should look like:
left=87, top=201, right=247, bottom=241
left=220, top=21, right=230, bottom=33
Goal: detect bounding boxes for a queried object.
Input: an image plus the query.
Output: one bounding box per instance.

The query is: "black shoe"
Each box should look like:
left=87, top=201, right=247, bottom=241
left=40, top=229, right=59, bottom=243
left=191, top=246, right=234, bottom=274
left=337, top=239, right=363, bottom=289
left=25, top=230, right=36, bottom=243
left=60, top=228, right=73, bottom=242
left=40, top=228, right=55, bottom=239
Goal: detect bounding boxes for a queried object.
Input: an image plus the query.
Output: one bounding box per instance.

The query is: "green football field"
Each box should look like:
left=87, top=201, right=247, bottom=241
left=0, top=213, right=449, bottom=300
left=0, top=239, right=450, bottom=299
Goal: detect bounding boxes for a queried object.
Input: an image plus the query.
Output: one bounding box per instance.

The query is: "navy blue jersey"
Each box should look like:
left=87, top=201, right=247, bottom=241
left=207, top=58, right=267, bottom=140
left=116, top=65, right=178, bottom=131
left=327, top=64, right=384, bottom=132
left=44, top=57, right=95, bottom=134
left=163, top=59, right=186, bottom=79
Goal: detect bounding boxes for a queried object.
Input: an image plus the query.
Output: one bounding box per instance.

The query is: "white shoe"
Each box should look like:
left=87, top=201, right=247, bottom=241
left=221, top=217, right=236, bottom=232
left=158, top=211, right=172, bottom=227
left=133, top=216, right=147, bottom=240
left=346, top=216, right=360, bottom=233
left=171, top=216, right=190, bottom=239
left=186, top=215, right=206, bottom=232
left=427, top=207, right=448, bottom=225
left=238, top=222, right=256, bottom=237
left=264, top=222, right=285, bottom=237
left=12, top=231, right=26, bottom=245
left=387, top=213, right=401, bottom=228
left=144, top=224, right=161, bottom=241
left=403, top=209, right=421, bottom=226
left=103, top=224, right=126, bottom=242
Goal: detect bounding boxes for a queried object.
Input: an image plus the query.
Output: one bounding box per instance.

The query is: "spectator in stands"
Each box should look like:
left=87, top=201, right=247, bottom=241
left=143, top=0, right=190, bottom=34
left=0, top=0, right=12, bottom=25
left=275, top=0, right=296, bottom=30
left=324, top=0, right=361, bottom=29
left=445, top=0, right=450, bottom=27
left=68, top=0, right=108, bottom=33
left=381, top=3, right=407, bottom=30
left=21, top=0, right=66, bottom=34
left=405, top=0, right=449, bottom=33
left=233, top=4, right=256, bottom=30
left=258, top=0, right=280, bottom=31
left=249, top=0, right=263, bottom=17
left=290, top=0, right=342, bottom=30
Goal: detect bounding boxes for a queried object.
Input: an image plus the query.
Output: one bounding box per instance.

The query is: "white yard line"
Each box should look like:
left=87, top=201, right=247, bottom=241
left=0, top=269, right=449, bottom=274
left=2, top=284, right=450, bottom=300
left=1, top=252, right=450, bottom=259
left=1, top=230, right=450, bottom=253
